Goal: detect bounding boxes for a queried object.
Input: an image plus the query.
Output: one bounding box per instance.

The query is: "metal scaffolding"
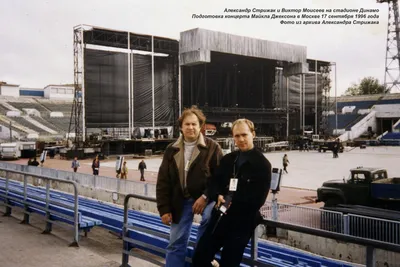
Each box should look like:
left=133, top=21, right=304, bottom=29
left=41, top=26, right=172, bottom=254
left=378, top=0, right=400, bottom=93
left=68, top=25, right=85, bottom=147
left=319, top=65, right=332, bottom=135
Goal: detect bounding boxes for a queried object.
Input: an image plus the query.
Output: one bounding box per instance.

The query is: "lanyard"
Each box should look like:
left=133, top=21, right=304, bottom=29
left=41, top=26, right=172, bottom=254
left=233, top=155, right=239, bottom=178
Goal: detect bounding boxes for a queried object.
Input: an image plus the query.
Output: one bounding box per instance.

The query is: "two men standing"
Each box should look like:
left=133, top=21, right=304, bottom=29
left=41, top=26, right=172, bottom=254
left=156, top=107, right=272, bottom=267
left=156, top=106, right=223, bottom=267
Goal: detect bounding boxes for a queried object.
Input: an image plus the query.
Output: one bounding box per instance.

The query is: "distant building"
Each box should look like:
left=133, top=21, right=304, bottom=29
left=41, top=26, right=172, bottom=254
left=44, top=84, right=74, bottom=100
left=0, top=81, right=20, bottom=97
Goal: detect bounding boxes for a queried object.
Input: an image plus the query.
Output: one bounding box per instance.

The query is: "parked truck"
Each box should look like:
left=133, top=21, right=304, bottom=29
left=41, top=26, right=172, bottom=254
left=316, top=167, right=400, bottom=211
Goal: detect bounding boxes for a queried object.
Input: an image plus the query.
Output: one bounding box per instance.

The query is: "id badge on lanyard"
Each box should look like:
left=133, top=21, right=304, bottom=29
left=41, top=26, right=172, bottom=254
left=229, top=163, right=238, bottom=192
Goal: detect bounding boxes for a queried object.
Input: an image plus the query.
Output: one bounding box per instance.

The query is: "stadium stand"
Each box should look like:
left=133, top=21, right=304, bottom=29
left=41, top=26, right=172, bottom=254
left=42, top=116, right=74, bottom=133
left=30, top=116, right=60, bottom=132
left=8, top=102, right=49, bottom=113
left=0, top=103, right=11, bottom=114
left=336, top=101, right=376, bottom=113
left=328, top=114, right=360, bottom=129
left=381, top=132, right=400, bottom=140
left=0, top=91, right=397, bottom=141
left=0, top=115, right=32, bottom=134
left=9, top=117, right=49, bottom=134
left=380, top=99, right=400, bottom=105
left=39, top=102, right=72, bottom=113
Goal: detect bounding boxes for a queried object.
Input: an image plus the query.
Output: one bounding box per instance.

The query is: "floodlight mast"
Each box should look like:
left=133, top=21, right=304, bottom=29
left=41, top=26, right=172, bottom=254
left=378, top=0, right=400, bottom=93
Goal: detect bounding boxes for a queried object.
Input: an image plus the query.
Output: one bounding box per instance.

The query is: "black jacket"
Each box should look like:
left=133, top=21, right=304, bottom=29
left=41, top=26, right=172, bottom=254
left=210, top=148, right=271, bottom=232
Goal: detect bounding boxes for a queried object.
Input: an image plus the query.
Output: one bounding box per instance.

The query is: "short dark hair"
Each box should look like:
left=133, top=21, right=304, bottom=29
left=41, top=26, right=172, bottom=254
left=178, top=105, right=206, bottom=128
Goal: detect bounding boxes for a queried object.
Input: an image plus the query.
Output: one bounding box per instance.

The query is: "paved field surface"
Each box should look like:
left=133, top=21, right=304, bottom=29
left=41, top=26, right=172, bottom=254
left=0, top=210, right=160, bottom=267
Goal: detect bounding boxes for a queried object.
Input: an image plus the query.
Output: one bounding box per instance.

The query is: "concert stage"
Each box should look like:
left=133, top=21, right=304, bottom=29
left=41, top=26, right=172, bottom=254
left=179, top=28, right=331, bottom=136
left=71, top=25, right=332, bottom=152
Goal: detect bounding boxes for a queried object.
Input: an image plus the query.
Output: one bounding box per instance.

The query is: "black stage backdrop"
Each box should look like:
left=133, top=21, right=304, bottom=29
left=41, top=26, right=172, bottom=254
left=84, top=49, right=177, bottom=128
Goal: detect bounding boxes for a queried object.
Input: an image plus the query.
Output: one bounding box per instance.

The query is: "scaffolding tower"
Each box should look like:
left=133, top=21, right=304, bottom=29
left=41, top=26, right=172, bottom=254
left=378, top=0, right=400, bottom=93
left=68, top=25, right=85, bottom=148
left=319, top=65, right=331, bottom=136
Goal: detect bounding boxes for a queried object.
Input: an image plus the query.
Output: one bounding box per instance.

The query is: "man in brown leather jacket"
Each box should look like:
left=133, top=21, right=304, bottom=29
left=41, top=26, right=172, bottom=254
left=156, top=106, right=223, bottom=267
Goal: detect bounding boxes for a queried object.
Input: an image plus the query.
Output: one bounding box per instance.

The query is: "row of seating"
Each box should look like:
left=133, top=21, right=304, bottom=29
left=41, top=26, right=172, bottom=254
left=42, top=116, right=76, bottom=133
left=335, top=100, right=376, bottom=112
left=0, top=178, right=353, bottom=267
left=0, top=180, right=101, bottom=237
left=381, top=132, right=400, bottom=140
left=10, top=117, right=53, bottom=134
left=327, top=114, right=361, bottom=129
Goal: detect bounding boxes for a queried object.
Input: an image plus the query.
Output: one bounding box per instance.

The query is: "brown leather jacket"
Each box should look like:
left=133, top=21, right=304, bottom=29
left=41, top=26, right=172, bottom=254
left=156, top=133, right=223, bottom=223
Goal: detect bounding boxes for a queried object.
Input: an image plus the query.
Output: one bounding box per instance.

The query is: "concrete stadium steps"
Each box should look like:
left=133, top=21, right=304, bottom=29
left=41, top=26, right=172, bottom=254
left=0, top=178, right=353, bottom=267
left=9, top=116, right=47, bottom=134
left=38, top=102, right=73, bottom=113
left=0, top=103, right=12, bottom=113
left=0, top=115, right=33, bottom=134
left=29, top=115, right=61, bottom=133
left=8, top=102, right=49, bottom=113
left=41, top=116, right=75, bottom=133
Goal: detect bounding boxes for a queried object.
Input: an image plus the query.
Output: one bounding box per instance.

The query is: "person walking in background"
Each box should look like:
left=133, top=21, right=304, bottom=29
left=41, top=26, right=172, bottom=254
left=92, top=155, right=100, bottom=175
left=333, top=139, right=340, bottom=158
left=29, top=157, right=39, bottom=167
left=138, top=160, right=147, bottom=181
left=283, top=154, right=289, bottom=174
left=121, top=161, right=128, bottom=179
left=71, top=157, right=80, bottom=172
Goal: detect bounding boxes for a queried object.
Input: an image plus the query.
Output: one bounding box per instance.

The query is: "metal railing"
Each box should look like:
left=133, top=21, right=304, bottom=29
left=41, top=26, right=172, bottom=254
left=1, top=161, right=400, bottom=248
left=120, top=194, right=270, bottom=267
left=347, top=214, right=400, bottom=245
left=120, top=194, right=400, bottom=267
left=262, top=200, right=344, bottom=233
left=0, top=162, right=154, bottom=198
left=0, top=167, right=80, bottom=247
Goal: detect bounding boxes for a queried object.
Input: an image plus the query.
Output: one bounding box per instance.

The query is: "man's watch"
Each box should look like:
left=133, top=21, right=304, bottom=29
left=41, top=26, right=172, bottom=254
left=201, top=194, right=207, bottom=200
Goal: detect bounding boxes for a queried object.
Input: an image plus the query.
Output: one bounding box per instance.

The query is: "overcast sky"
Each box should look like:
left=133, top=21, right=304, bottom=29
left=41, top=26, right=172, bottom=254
left=0, top=0, right=390, bottom=95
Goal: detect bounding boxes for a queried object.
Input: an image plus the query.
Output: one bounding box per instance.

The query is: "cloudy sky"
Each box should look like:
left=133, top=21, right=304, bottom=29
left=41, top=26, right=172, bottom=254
left=0, top=0, right=390, bottom=95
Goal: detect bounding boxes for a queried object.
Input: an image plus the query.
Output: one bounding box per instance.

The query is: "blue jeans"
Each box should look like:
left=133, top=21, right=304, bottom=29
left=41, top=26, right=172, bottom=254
left=165, top=199, right=215, bottom=267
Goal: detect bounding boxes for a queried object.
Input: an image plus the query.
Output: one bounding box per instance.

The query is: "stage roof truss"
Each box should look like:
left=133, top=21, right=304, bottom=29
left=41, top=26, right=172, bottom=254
left=83, top=26, right=179, bottom=54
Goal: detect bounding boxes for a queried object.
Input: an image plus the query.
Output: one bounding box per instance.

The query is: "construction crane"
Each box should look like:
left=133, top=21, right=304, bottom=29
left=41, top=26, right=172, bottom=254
left=378, top=0, right=400, bottom=93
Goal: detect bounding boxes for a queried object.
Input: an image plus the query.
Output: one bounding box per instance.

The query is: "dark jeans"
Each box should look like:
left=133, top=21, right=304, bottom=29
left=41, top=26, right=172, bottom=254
left=192, top=210, right=254, bottom=267
left=140, top=169, right=145, bottom=180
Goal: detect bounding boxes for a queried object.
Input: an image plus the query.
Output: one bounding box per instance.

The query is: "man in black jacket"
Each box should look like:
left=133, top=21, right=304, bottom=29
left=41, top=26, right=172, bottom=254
left=192, top=118, right=271, bottom=267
